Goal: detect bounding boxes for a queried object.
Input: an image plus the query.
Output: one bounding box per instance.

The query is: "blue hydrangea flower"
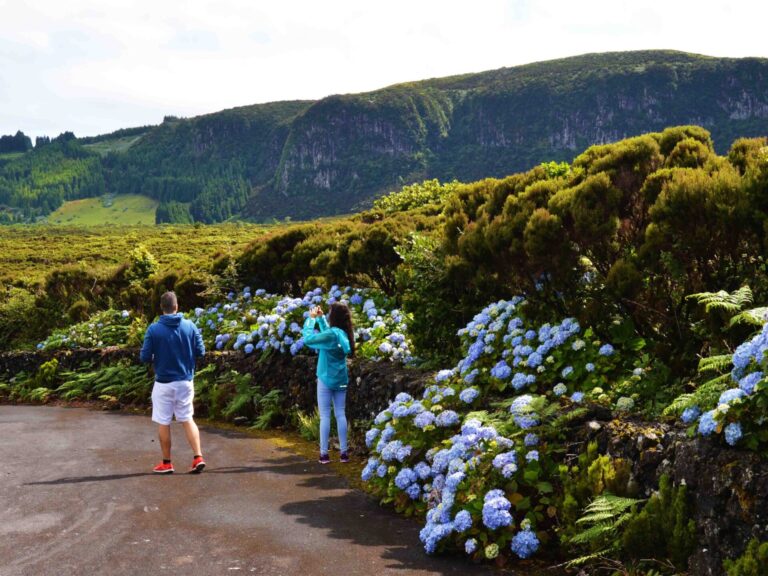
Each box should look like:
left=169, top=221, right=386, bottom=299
left=376, top=464, right=388, bottom=478
left=599, top=344, right=615, bottom=356
left=459, top=388, right=479, bottom=404
left=525, top=450, right=539, bottom=462
left=436, top=410, right=459, bottom=427
left=681, top=406, right=701, bottom=424
left=244, top=343, right=254, bottom=354
left=524, top=433, right=539, bottom=446
left=510, top=528, right=540, bottom=559
left=718, top=388, right=746, bottom=405
left=553, top=383, right=567, bottom=396
left=738, top=371, right=763, bottom=395
left=527, top=352, right=543, bottom=368
left=414, top=461, right=431, bottom=480
left=698, top=410, right=718, bottom=436
left=491, top=361, right=512, bottom=380
left=724, top=422, right=743, bottom=446
left=395, top=467, right=417, bottom=490
left=585, top=363, right=595, bottom=372
left=463, top=369, right=479, bottom=384
left=511, top=372, right=529, bottom=390
left=562, top=366, right=574, bottom=378
left=453, top=510, right=472, bottom=532
left=381, top=426, right=396, bottom=443
left=571, top=392, right=584, bottom=403
left=482, top=490, right=513, bottom=530
left=414, top=411, right=436, bottom=429
left=435, top=369, right=453, bottom=382
left=510, top=395, right=533, bottom=415
left=492, top=451, right=517, bottom=469
left=406, top=483, right=422, bottom=500
left=365, top=428, right=380, bottom=448
left=465, top=538, right=477, bottom=555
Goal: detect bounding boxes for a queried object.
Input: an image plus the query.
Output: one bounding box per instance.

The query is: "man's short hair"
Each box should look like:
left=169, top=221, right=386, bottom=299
left=160, top=291, right=178, bottom=314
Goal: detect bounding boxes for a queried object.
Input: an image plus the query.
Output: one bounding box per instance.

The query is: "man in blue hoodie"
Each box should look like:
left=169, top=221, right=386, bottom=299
left=140, top=291, right=206, bottom=474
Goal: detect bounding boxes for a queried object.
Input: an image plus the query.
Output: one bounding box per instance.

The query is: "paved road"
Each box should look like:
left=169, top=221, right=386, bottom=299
left=0, top=406, right=493, bottom=576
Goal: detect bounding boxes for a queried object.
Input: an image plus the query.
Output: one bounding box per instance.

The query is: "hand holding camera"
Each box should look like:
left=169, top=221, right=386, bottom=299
left=310, top=305, right=323, bottom=318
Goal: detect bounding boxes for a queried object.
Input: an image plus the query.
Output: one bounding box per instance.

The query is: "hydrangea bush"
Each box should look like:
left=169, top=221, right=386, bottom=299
left=191, top=285, right=414, bottom=363
left=38, top=309, right=138, bottom=350
left=684, top=322, right=768, bottom=449
left=37, top=285, right=414, bottom=364
left=362, top=297, right=637, bottom=563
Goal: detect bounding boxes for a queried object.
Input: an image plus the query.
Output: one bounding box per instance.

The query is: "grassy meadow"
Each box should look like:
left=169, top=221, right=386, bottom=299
left=46, top=194, right=158, bottom=226
left=0, top=223, right=269, bottom=285
left=82, top=134, right=144, bottom=156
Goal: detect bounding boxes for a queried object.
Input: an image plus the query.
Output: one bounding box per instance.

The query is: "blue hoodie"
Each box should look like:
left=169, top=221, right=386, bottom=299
left=302, top=315, right=351, bottom=390
left=140, top=313, right=205, bottom=383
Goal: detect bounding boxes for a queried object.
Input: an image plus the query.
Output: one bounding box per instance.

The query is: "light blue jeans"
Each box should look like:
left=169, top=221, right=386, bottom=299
left=317, top=379, right=347, bottom=455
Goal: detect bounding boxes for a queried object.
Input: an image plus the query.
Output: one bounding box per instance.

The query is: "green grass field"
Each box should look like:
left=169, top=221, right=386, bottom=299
left=0, top=222, right=270, bottom=285
left=82, top=134, right=144, bottom=156
left=47, top=194, right=158, bottom=226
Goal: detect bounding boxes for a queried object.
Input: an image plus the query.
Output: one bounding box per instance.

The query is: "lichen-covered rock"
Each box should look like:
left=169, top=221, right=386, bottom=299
left=585, top=418, right=768, bottom=575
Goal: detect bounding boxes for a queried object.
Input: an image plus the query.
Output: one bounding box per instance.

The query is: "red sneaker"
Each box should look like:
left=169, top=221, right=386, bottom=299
left=189, top=456, right=206, bottom=474
left=153, top=462, right=174, bottom=474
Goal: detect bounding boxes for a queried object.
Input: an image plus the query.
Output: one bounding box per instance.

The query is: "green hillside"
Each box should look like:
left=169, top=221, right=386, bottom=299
left=47, top=194, right=158, bottom=225
left=1, top=50, right=767, bottom=224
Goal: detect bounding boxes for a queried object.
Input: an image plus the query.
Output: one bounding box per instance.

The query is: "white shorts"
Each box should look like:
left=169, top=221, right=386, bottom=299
left=151, top=380, right=195, bottom=425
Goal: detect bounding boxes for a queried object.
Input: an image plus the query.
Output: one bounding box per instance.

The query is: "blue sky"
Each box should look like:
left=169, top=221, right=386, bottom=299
left=1, top=0, right=766, bottom=139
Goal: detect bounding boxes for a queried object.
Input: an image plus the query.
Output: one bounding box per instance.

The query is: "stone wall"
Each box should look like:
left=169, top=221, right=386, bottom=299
left=590, top=418, right=768, bottom=574
left=0, top=348, right=431, bottom=423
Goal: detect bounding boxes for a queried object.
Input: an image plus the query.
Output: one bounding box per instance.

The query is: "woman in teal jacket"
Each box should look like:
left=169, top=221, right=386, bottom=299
left=302, top=302, right=355, bottom=464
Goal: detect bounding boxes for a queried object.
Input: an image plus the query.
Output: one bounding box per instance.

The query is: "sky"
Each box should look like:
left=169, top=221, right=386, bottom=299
left=2, top=0, right=767, bottom=140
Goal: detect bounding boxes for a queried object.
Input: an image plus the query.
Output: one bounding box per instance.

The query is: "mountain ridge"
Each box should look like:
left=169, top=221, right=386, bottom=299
left=1, top=49, right=767, bottom=223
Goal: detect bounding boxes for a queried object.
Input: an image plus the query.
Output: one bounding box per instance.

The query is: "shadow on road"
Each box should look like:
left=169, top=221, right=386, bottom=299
left=22, top=454, right=342, bottom=487
left=25, top=472, right=153, bottom=485
left=280, top=493, right=494, bottom=575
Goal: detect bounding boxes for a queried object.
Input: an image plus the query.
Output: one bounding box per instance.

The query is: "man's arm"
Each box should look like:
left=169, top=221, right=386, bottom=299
left=194, top=326, right=205, bottom=358
left=139, top=326, right=153, bottom=363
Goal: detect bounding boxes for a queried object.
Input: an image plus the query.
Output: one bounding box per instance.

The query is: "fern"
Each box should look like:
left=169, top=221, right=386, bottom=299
left=730, top=307, right=768, bottom=328
left=296, top=409, right=321, bottom=441
left=27, top=387, right=52, bottom=403
left=567, top=494, right=645, bottom=568
left=222, top=372, right=257, bottom=420
left=251, top=389, right=283, bottom=430
left=687, top=286, right=753, bottom=315
left=663, top=374, right=731, bottom=417
left=698, top=354, right=733, bottom=374
left=549, top=407, right=590, bottom=430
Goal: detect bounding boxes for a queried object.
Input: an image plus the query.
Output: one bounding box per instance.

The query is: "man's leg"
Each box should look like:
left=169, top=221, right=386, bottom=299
left=158, top=424, right=172, bottom=460
left=181, top=419, right=202, bottom=456
left=151, top=382, right=175, bottom=472
left=176, top=380, right=204, bottom=473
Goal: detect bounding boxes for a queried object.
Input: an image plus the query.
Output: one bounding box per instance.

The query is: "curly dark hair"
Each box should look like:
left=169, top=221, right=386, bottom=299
left=328, top=302, right=355, bottom=357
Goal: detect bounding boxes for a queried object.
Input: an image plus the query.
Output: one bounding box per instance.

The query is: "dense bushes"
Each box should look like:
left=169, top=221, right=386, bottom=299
left=402, top=128, right=768, bottom=378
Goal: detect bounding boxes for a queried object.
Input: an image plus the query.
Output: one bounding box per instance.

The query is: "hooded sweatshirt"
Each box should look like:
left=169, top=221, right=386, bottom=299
left=302, top=315, right=351, bottom=390
left=140, top=313, right=205, bottom=383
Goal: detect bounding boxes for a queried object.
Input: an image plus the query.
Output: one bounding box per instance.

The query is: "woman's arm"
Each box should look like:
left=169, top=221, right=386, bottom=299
left=302, top=317, right=339, bottom=350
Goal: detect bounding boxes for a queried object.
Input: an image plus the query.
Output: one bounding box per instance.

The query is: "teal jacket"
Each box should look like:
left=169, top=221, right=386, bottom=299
left=302, top=316, right=351, bottom=390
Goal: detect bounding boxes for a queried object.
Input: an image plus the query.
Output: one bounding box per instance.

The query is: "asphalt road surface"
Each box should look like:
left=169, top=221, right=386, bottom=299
left=0, top=406, right=494, bottom=576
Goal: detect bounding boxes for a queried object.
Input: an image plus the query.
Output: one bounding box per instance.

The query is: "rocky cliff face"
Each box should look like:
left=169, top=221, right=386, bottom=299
left=247, top=52, right=768, bottom=220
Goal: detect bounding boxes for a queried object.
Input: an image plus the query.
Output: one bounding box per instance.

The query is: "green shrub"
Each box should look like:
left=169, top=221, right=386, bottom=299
left=724, top=538, right=768, bottom=576
left=621, top=475, right=696, bottom=569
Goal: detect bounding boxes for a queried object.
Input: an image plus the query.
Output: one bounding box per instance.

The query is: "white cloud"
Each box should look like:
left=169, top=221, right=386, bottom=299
left=0, top=0, right=766, bottom=138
